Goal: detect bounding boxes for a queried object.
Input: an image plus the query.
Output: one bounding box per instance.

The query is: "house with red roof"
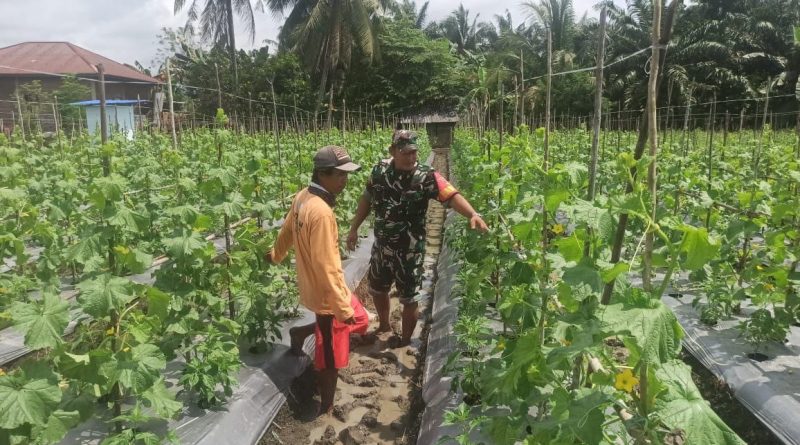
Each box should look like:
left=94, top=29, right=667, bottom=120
left=0, top=41, right=161, bottom=134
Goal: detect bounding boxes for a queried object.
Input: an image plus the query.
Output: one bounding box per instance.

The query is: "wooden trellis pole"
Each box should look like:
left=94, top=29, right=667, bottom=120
left=642, top=0, right=662, bottom=293
left=537, top=28, right=553, bottom=347
left=585, top=7, right=607, bottom=257
left=166, top=58, right=177, bottom=150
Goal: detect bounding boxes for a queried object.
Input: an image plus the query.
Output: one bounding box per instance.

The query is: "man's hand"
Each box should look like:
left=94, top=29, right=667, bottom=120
left=343, top=316, right=356, bottom=325
left=470, top=214, right=489, bottom=232
left=346, top=229, right=359, bottom=251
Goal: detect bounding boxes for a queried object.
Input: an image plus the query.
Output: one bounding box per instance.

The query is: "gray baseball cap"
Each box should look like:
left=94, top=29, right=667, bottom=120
left=313, top=145, right=361, bottom=172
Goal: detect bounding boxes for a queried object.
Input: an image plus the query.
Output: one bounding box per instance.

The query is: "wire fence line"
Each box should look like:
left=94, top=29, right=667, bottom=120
left=2, top=46, right=798, bottom=139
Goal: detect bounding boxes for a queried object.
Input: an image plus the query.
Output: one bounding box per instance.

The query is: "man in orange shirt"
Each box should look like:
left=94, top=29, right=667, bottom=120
left=267, top=145, right=364, bottom=415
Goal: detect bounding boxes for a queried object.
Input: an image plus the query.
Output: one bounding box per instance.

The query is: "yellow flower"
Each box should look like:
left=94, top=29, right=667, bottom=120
left=123, top=347, right=130, bottom=352
left=614, top=368, right=639, bottom=393
left=497, top=339, right=506, bottom=351
left=58, top=380, right=69, bottom=390
left=105, top=327, right=115, bottom=336
left=756, top=264, right=764, bottom=271
left=0, top=368, right=6, bottom=376
left=552, top=224, right=565, bottom=235
left=765, top=283, right=775, bottom=291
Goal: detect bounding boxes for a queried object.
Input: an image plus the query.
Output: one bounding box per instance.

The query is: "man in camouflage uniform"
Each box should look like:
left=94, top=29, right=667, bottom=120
left=347, top=130, right=488, bottom=347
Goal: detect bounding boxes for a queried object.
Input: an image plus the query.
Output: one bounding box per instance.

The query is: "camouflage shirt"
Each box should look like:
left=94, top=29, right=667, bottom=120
left=365, top=159, right=458, bottom=252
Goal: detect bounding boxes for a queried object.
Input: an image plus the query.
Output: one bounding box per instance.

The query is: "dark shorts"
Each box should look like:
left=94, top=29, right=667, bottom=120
left=367, top=243, right=424, bottom=305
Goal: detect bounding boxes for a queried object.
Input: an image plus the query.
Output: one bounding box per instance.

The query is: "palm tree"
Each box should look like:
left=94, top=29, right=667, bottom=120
left=431, top=4, right=496, bottom=55
left=174, top=0, right=264, bottom=89
left=522, top=0, right=576, bottom=51
left=268, top=0, right=382, bottom=115
left=392, top=0, right=430, bottom=29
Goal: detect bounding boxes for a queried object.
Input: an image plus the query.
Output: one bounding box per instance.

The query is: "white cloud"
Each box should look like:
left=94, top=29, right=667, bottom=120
left=0, top=0, right=281, bottom=70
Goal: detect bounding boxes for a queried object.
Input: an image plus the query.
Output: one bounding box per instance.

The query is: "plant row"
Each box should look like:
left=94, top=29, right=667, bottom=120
left=0, top=118, right=411, bottom=444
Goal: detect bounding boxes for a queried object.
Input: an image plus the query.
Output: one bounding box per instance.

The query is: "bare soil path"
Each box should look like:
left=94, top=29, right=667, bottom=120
left=259, top=150, right=449, bottom=445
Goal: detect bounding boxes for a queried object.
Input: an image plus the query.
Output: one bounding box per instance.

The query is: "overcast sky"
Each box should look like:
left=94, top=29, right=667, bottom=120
left=0, top=0, right=613, bottom=71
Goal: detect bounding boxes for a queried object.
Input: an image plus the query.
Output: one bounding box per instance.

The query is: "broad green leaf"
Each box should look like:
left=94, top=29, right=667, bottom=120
left=562, top=200, right=607, bottom=231
left=165, top=204, right=200, bottom=224
left=65, top=233, right=104, bottom=264
left=33, top=410, right=80, bottom=445
left=678, top=225, right=720, bottom=270
left=504, top=261, right=536, bottom=286
left=56, top=352, right=91, bottom=381
left=555, top=235, right=583, bottom=262
left=101, top=344, right=166, bottom=392
left=544, top=187, right=569, bottom=212
left=89, top=175, right=126, bottom=208
left=609, top=193, right=645, bottom=216
left=600, top=299, right=683, bottom=365
left=60, top=386, right=96, bottom=421
left=106, top=205, right=147, bottom=232
left=216, top=192, right=245, bottom=219
left=655, top=361, right=746, bottom=445
left=601, top=262, right=629, bottom=283
left=135, top=432, right=162, bottom=445
left=114, top=246, right=153, bottom=274
left=163, top=230, right=207, bottom=260
left=0, top=187, right=27, bottom=203
left=77, top=274, right=136, bottom=318
left=529, top=386, right=614, bottom=444
left=0, top=375, right=62, bottom=428
left=10, top=293, right=69, bottom=350
left=100, top=430, right=136, bottom=445
left=562, top=259, right=602, bottom=293
left=142, top=378, right=182, bottom=418
left=192, top=214, right=213, bottom=232
left=511, top=221, right=539, bottom=243
left=145, top=287, right=170, bottom=322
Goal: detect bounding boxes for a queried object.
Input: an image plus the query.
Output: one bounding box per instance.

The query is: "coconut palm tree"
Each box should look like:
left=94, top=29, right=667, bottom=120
left=174, top=0, right=264, bottom=89
left=391, top=0, right=430, bottom=29
left=430, top=4, right=496, bottom=55
left=268, top=0, right=382, bottom=115
left=522, top=0, right=576, bottom=52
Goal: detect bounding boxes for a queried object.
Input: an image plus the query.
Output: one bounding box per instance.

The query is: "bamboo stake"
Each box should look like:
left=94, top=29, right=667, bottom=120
left=705, top=93, right=717, bottom=229
left=15, top=93, right=25, bottom=141
left=602, top=0, right=680, bottom=305
left=642, top=0, right=662, bottom=293
left=520, top=49, right=525, bottom=127
left=166, top=59, right=178, bottom=150
left=537, top=29, right=552, bottom=346
left=270, top=80, right=286, bottom=205
left=585, top=8, right=607, bottom=258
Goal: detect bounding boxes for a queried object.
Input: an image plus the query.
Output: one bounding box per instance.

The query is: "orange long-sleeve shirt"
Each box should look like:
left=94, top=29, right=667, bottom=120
left=270, top=188, right=354, bottom=321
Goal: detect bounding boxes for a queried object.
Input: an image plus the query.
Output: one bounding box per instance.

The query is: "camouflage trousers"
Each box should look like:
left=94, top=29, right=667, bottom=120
left=367, top=242, right=425, bottom=305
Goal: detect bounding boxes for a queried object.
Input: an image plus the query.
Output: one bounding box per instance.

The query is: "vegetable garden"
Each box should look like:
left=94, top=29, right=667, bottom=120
left=1, top=3, right=800, bottom=443
left=3, top=109, right=800, bottom=445
left=424, top=122, right=800, bottom=444
left=0, top=118, right=406, bottom=444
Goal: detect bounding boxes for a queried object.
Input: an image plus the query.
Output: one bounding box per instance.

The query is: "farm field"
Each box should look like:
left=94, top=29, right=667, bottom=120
left=430, top=126, right=800, bottom=444
left=2, top=0, right=800, bottom=443
left=0, top=123, right=412, bottom=444
left=2, top=120, right=800, bottom=445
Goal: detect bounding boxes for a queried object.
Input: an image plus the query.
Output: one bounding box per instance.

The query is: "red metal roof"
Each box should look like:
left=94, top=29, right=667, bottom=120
left=0, top=42, right=160, bottom=84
